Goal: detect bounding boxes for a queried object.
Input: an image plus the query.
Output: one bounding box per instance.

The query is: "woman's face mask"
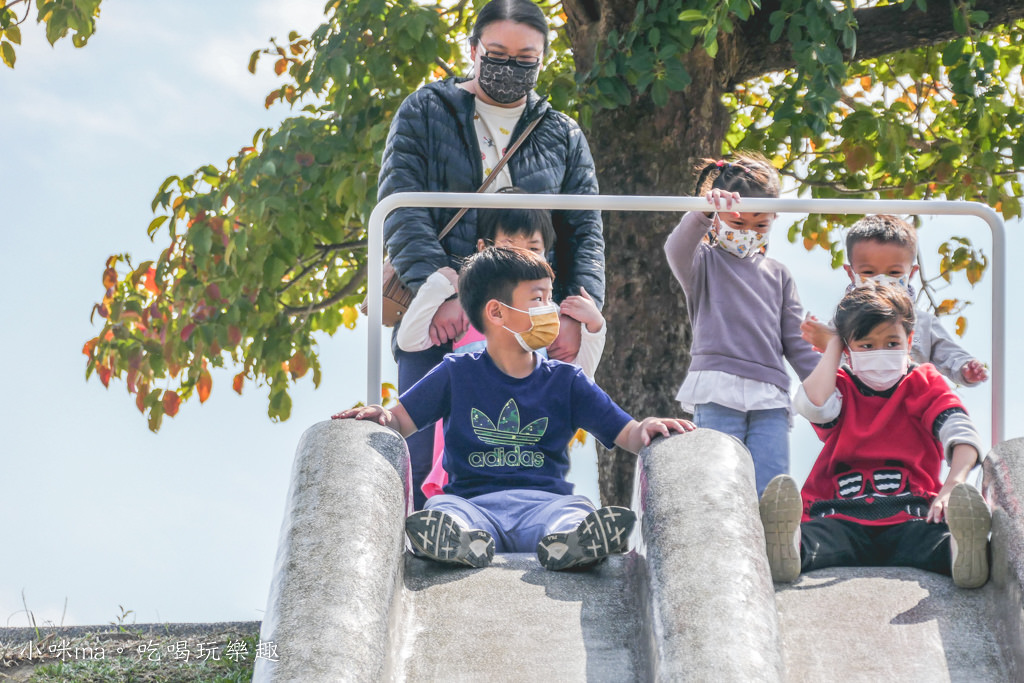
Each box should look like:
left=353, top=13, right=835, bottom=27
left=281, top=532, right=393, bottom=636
left=476, top=50, right=540, bottom=104
left=501, top=302, right=559, bottom=351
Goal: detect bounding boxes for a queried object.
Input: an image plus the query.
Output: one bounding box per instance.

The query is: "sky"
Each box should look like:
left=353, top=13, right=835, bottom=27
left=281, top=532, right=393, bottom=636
left=1, top=1, right=1020, bottom=628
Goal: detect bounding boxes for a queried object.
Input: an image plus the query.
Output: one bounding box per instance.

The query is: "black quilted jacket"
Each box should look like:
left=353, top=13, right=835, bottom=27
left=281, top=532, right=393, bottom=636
left=377, top=78, right=605, bottom=308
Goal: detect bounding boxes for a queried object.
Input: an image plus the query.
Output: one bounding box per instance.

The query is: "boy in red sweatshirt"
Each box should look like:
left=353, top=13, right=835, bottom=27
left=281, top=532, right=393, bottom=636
left=760, top=283, right=991, bottom=588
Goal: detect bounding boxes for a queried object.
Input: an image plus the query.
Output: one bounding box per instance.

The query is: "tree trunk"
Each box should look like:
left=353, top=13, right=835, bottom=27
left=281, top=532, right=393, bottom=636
left=566, top=1, right=739, bottom=505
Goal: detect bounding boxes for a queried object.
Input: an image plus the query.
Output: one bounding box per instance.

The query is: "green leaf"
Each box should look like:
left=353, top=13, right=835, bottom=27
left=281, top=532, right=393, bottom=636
left=192, top=223, right=213, bottom=258
left=651, top=79, right=668, bottom=108
left=678, top=10, right=705, bottom=22
left=6, top=24, right=21, bottom=44
left=703, top=34, right=718, bottom=60
left=147, top=215, right=169, bottom=237
left=0, top=40, right=13, bottom=68
left=952, top=9, right=967, bottom=35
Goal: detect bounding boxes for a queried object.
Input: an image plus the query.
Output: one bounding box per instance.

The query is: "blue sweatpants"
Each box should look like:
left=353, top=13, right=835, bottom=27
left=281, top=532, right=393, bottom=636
left=425, top=489, right=597, bottom=553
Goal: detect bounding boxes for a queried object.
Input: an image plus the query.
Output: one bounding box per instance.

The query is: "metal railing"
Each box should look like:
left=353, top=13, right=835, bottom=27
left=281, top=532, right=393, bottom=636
left=365, top=193, right=1007, bottom=444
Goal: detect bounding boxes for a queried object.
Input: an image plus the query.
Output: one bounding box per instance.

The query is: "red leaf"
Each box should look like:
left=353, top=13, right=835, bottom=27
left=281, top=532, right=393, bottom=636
left=227, top=325, right=242, bottom=346
left=163, top=391, right=181, bottom=417
left=143, top=267, right=160, bottom=295
left=180, top=323, right=196, bottom=341
left=82, top=337, right=97, bottom=357
left=97, top=365, right=112, bottom=388
left=197, top=369, right=212, bottom=403
left=232, top=372, right=245, bottom=395
left=136, top=383, right=149, bottom=413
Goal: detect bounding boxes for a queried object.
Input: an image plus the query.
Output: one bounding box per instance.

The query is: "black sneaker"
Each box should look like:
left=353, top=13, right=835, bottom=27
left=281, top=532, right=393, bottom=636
left=947, top=483, right=991, bottom=589
left=405, top=510, right=494, bottom=568
left=759, top=475, right=803, bottom=583
left=536, top=506, right=636, bottom=571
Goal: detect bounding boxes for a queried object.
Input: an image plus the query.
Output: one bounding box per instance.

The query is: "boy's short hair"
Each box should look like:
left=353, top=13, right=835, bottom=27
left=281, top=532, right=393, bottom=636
left=477, top=187, right=556, bottom=252
left=845, top=214, right=917, bottom=258
left=459, top=246, right=555, bottom=331
left=834, top=283, right=916, bottom=345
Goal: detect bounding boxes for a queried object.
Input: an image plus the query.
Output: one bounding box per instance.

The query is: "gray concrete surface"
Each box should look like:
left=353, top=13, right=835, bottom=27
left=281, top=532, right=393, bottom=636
left=635, top=428, right=784, bottom=681
left=254, top=419, right=411, bottom=682
left=255, top=419, right=1024, bottom=682
left=776, top=567, right=1007, bottom=682
left=396, top=552, right=649, bottom=681
left=983, top=436, right=1024, bottom=680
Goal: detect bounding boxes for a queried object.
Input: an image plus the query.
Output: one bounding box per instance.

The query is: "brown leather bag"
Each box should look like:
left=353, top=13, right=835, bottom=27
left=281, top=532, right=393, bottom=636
left=361, top=116, right=543, bottom=327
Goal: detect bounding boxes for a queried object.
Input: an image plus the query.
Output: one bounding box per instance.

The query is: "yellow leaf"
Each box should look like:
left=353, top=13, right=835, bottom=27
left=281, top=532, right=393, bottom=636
left=342, top=305, right=358, bottom=329
left=935, top=299, right=957, bottom=315
left=966, top=261, right=983, bottom=285
left=955, top=316, right=967, bottom=337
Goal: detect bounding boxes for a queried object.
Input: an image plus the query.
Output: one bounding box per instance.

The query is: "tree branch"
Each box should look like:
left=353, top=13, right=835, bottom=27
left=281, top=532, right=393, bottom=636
left=279, top=263, right=366, bottom=316
left=734, top=0, right=1024, bottom=86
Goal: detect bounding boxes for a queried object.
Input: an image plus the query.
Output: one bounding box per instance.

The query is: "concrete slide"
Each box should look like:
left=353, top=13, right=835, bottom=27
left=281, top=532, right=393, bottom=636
left=253, top=420, right=1024, bottom=682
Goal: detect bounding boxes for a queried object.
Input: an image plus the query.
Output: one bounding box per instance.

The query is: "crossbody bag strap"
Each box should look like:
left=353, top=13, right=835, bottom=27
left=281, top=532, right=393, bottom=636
left=436, top=114, right=544, bottom=241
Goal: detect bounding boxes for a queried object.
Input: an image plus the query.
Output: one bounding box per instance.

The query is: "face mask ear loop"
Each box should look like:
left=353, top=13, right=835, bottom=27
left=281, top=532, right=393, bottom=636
left=709, top=211, right=720, bottom=245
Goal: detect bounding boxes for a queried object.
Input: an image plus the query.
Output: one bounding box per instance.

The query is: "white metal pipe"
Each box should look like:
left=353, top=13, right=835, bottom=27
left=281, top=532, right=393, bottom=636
left=365, top=193, right=1006, bottom=444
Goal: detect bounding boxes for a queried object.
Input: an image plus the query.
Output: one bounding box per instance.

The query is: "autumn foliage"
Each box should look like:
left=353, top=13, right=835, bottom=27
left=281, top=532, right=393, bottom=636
left=82, top=0, right=1019, bottom=433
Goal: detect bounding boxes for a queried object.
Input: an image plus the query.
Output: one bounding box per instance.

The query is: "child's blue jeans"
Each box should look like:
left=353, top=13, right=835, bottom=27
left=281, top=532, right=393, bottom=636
left=693, top=402, right=790, bottom=496
left=424, top=489, right=596, bottom=552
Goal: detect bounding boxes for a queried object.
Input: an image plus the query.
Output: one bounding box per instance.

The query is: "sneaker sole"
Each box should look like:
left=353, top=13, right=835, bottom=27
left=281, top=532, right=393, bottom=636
left=947, top=483, right=991, bottom=589
left=405, top=510, right=494, bottom=568
left=536, top=506, right=636, bottom=571
left=760, top=475, right=803, bottom=583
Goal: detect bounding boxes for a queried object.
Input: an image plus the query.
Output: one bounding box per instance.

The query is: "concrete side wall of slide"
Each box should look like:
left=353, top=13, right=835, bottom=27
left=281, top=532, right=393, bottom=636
left=635, top=428, right=784, bottom=682
left=983, top=436, right=1024, bottom=679
left=254, top=420, right=410, bottom=682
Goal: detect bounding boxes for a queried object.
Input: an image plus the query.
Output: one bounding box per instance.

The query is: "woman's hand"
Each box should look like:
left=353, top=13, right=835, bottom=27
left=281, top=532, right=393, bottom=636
left=548, top=315, right=582, bottom=362
left=429, top=297, right=469, bottom=345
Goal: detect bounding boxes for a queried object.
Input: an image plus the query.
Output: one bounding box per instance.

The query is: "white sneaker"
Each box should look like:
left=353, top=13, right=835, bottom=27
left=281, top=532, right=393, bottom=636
left=759, top=475, right=803, bottom=583
left=947, top=483, right=990, bottom=589
left=405, top=510, right=494, bottom=568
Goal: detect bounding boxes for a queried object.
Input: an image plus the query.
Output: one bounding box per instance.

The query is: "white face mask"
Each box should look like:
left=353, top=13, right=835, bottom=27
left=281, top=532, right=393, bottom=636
left=713, top=214, right=768, bottom=258
left=848, top=349, right=909, bottom=391
left=852, top=272, right=914, bottom=296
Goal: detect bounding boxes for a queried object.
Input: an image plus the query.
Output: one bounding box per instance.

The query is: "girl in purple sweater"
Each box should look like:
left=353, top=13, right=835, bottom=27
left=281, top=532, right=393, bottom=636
left=664, top=153, right=819, bottom=495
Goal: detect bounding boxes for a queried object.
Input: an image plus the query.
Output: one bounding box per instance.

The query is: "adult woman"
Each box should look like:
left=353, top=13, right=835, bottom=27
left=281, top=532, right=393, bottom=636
left=378, top=0, right=605, bottom=510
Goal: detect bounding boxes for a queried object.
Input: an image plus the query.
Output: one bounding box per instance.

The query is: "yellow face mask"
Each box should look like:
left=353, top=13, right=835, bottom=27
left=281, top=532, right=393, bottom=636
left=501, top=302, right=560, bottom=351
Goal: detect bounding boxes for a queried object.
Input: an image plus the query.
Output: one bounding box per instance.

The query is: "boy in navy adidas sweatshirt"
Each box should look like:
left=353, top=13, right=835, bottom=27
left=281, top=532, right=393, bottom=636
left=335, top=247, right=693, bottom=570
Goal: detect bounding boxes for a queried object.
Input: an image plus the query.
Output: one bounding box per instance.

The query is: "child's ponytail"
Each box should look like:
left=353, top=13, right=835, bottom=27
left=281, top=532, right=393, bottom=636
left=693, top=152, right=780, bottom=199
